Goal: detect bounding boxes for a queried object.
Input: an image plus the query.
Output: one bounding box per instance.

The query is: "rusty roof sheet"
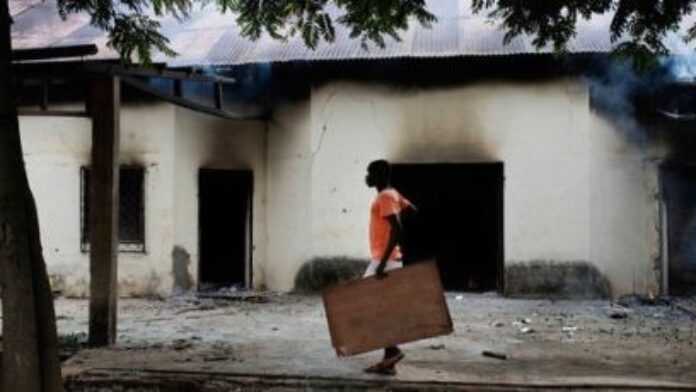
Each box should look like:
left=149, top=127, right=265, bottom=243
left=9, top=0, right=640, bottom=67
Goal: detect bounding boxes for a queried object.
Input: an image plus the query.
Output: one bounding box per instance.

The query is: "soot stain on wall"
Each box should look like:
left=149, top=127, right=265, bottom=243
left=172, top=245, right=194, bottom=294
left=505, top=260, right=611, bottom=299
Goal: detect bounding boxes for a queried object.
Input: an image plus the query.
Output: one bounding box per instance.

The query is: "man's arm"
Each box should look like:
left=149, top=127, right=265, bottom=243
left=375, top=214, right=402, bottom=278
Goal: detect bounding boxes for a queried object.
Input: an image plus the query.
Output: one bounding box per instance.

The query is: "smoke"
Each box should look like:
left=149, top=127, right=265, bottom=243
left=664, top=55, right=696, bottom=80
left=662, top=32, right=696, bottom=81
left=582, top=32, right=696, bottom=149
left=140, top=64, right=271, bottom=115
left=583, top=58, right=652, bottom=148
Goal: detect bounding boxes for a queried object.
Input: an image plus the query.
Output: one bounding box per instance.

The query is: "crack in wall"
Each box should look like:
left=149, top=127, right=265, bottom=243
left=312, top=84, right=383, bottom=160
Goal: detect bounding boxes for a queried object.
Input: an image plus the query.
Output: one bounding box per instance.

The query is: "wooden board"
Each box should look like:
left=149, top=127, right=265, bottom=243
left=322, top=260, right=453, bottom=356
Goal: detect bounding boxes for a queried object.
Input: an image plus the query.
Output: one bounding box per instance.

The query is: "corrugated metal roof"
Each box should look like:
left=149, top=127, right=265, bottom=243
left=10, top=0, right=629, bottom=67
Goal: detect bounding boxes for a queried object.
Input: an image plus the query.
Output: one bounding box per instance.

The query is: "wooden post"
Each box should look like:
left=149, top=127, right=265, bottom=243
left=213, top=82, right=223, bottom=110
left=40, top=77, right=48, bottom=111
left=173, top=79, right=182, bottom=98
left=87, top=77, right=120, bottom=346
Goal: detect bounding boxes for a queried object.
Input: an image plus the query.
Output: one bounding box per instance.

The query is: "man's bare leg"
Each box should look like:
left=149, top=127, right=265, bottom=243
left=364, top=346, right=405, bottom=375
left=383, top=346, right=404, bottom=366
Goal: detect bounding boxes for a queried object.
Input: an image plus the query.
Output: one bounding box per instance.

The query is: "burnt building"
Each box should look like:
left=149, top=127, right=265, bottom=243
left=10, top=0, right=696, bottom=298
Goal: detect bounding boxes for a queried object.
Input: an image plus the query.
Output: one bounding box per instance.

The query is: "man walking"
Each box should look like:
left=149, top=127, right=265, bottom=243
left=363, top=159, right=414, bottom=375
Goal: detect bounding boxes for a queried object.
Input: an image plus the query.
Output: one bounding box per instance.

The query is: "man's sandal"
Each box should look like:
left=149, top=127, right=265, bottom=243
left=364, top=364, right=397, bottom=375
left=380, top=352, right=405, bottom=368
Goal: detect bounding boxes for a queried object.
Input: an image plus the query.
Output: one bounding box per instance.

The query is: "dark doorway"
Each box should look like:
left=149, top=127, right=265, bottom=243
left=391, top=163, right=504, bottom=292
left=661, top=164, right=696, bottom=296
left=198, top=169, right=253, bottom=290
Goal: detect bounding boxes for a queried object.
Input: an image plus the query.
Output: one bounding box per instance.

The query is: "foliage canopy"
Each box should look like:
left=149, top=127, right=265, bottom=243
left=48, top=1, right=696, bottom=67
left=473, top=1, right=696, bottom=70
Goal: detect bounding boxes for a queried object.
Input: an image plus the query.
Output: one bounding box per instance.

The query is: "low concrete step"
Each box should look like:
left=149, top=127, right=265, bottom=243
left=65, top=368, right=696, bottom=392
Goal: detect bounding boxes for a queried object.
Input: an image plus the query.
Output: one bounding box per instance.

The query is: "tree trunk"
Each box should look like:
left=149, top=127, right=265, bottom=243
left=0, top=1, right=64, bottom=391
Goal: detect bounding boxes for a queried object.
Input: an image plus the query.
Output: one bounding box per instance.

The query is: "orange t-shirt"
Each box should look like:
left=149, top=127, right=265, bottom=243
left=369, top=188, right=412, bottom=261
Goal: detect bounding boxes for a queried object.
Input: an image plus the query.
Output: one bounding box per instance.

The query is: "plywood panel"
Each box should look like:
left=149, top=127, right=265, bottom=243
left=322, top=260, right=453, bottom=356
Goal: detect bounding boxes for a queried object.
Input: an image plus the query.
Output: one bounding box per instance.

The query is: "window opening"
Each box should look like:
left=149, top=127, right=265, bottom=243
left=81, top=166, right=146, bottom=253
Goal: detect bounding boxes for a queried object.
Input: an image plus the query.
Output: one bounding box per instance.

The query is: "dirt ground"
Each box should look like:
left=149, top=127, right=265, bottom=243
left=31, top=293, right=696, bottom=390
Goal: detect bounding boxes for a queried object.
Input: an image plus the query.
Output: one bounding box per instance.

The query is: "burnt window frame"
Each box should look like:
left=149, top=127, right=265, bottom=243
left=80, top=165, right=146, bottom=253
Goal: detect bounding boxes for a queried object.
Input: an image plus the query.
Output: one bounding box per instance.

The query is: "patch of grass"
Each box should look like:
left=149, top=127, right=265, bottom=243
left=59, top=332, right=88, bottom=350
left=294, top=257, right=369, bottom=293
left=58, top=332, right=88, bottom=362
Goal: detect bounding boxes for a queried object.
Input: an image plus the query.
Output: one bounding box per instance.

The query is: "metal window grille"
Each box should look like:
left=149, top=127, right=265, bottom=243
left=81, top=166, right=146, bottom=253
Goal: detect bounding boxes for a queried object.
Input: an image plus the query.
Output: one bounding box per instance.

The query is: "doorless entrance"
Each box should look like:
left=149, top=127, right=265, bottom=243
left=391, top=163, right=504, bottom=292
left=661, top=163, right=696, bottom=296
left=198, top=169, right=253, bottom=290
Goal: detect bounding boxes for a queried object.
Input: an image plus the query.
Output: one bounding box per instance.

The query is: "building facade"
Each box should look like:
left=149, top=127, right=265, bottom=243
left=13, top=0, right=693, bottom=298
left=19, top=71, right=667, bottom=298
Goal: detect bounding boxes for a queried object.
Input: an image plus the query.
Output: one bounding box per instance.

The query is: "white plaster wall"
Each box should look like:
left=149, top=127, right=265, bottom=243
left=308, top=80, right=592, bottom=263
left=21, top=103, right=178, bottom=297
left=266, top=101, right=313, bottom=291
left=173, top=107, right=267, bottom=289
left=20, top=115, right=91, bottom=295
left=308, top=86, right=394, bottom=259
left=119, top=103, right=177, bottom=297
left=267, top=79, right=659, bottom=295
left=587, top=113, right=663, bottom=296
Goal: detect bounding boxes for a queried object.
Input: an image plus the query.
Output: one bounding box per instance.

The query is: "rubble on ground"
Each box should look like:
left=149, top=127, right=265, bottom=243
left=606, top=304, right=632, bottom=319
left=37, top=291, right=696, bottom=382
left=482, top=350, right=507, bottom=360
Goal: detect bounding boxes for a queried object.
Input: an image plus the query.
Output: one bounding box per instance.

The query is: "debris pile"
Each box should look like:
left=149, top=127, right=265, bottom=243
left=482, top=350, right=508, bottom=360
left=606, top=304, right=633, bottom=319
left=512, top=318, right=535, bottom=334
